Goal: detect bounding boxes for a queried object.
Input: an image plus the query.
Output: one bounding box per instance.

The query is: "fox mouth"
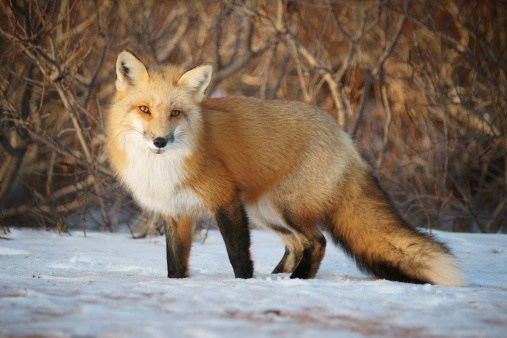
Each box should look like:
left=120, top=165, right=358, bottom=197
left=152, top=148, right=165, bottom=154
left=148, top=144, right=169, bottom=155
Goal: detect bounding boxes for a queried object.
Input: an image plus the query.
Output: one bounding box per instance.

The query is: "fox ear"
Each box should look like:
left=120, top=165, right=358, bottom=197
left=115, top=50, right=148, bottom=92
left=177, top=63, right=213, bottom=102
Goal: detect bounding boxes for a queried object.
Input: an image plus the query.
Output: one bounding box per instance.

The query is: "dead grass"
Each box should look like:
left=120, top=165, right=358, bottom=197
left=0, top=0, right=505, bottom=234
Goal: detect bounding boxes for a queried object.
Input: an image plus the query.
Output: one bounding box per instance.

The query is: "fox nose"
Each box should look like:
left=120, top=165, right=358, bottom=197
left=153, top=137, right=168, bottom=149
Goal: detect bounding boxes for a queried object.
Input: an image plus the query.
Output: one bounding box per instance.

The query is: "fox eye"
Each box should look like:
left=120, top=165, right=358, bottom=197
left=139, top=106, right=150, bottom=115
left=171, top=110, right=181, bottom=117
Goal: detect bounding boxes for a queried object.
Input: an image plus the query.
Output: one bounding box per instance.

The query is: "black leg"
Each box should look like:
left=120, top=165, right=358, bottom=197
left=290, top=237, right=327, bottom=279
left=272, top=247, right=291, bottom=274
left=267, top=225, right=303, bottom=274
left=214, top=196, right=253, bottom=279
left=163, top=215, right=193, bottom=278
left=281, top=210, right=326, bottom=279
left=271, top=234, right=304, bottom=274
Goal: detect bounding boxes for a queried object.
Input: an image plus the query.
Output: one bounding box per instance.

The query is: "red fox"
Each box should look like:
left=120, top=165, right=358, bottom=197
left=106, top=50, right=466, bottom=286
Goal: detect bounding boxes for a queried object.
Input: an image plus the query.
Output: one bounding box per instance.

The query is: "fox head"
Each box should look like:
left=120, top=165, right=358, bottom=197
left=109, top=50, right=212, bottom=155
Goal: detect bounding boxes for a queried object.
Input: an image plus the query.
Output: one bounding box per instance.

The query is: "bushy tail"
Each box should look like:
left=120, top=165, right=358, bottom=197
left=328, top=172, right=466, bottom=286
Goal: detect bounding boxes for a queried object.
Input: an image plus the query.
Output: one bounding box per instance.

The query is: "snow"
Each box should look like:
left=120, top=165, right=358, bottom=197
left=1, top=227, right=506, bottom=337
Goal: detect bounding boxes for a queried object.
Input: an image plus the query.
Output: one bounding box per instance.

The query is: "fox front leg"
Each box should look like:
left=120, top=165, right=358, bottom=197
left=162, top=215, right=193, bottom=278
left=214, top=197, right=254, bottom=279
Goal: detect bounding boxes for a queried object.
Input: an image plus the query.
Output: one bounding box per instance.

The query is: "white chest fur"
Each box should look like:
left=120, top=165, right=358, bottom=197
left=119, top=136, right=206, bottom=217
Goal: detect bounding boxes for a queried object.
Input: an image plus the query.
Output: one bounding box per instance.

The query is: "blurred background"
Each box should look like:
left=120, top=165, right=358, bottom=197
left=1, top=0, right=505, bottom=235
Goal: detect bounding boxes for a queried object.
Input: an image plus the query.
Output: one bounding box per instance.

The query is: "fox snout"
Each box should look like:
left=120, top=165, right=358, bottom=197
left=152, top=135, right=175, bottom=153
left=153, top=137, right=168, bottom=149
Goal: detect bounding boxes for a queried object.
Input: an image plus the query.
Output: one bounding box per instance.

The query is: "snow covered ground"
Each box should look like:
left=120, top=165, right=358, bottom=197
left=1, top=227, right=506, bottom=337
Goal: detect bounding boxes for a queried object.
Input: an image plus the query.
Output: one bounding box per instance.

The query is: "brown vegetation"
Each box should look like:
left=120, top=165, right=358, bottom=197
left=1, top=0, right=505, bottom=234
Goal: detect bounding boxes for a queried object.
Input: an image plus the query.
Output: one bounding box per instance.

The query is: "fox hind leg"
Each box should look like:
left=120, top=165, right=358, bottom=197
left=290, top=234, right=326, bottom=279
left=269, top=226, right=303, bottom=274
left=281, top=210, right=326, bottom=279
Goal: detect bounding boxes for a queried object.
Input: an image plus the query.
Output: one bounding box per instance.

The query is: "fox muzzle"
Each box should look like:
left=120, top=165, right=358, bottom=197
left=153, top=134, right=175, bottom=150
